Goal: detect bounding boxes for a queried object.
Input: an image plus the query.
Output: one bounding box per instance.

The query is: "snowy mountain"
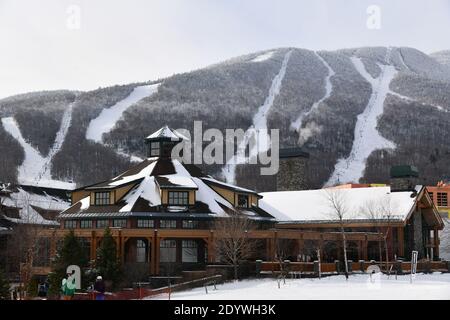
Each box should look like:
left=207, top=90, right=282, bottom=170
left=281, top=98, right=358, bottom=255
left=0, top=46, right=449, bottom=190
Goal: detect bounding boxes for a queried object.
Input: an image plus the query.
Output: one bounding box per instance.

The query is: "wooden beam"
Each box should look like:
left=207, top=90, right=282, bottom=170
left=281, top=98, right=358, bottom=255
left=398, top=227, right=404, bottom=258
left=434, top=228, right=440, bottom=259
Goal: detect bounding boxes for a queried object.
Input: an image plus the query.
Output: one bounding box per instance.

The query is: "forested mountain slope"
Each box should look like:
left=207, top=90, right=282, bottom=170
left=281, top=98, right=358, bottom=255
left=1, top=47, right=449, bottom=190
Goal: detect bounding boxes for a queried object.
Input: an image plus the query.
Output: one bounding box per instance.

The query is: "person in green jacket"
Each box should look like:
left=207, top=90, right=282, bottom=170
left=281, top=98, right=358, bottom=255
left=61, top=272, right=76, bottom=300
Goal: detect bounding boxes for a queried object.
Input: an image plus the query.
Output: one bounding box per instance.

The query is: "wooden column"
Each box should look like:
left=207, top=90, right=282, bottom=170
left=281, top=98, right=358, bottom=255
left=357, top=241, right=362, bottom=261
left=149, top=237, right=155, bottom=275
left=318, top=235, right=324, bottom=261
left=207, top=231, right=216, bottom=263
left=266, top=232, right=276, bottom=261
left=397, top=227, right=404, bottom=258
left=155, top=236, right=160, bottom=275
left=297, top=236, right=304, bottom=261
left=49, top=231, right=57, bottom=258
left=362, top=235, right=368, bottom=261
left=434, top=228, right=440, bottom=259
left=121, top=236, right=127, bottom=264
left=114, top=236, right=120, bottom=259
left=90, top=231, right=97, bottom=261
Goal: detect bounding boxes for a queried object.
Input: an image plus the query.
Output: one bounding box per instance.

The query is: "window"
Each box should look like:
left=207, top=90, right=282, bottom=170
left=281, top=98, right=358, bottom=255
left=168, top=191, right=189, bottom=206
left=96, top=220, right=109, bottom=229
left=80, top=220, right=93, bottom=229
left=159, top=220, right=177, bottom=229
left=182, top=240, right=198, bottom=263
left=182, top=220, right=198, bottom=229
left=64, top=220, right=77, bottom=229
left=112, top=219, right=127, bottom=228
left=237, top=194, right=249, bottom=208
left=137, top=219, right=154, bottom=228
left=160, top=240, right=176, bottom=263
left=94, top=192, right=110, bottom=205
left=150, top=142, right=160, bottom=157
left=136, top=239, right=147, bottom=263
left=437, top=192, right=448, bottom=207
left=428, top=192, right=433, bottom=201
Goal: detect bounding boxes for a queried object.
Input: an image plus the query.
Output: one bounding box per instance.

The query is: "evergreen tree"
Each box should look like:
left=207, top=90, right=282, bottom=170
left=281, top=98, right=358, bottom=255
left=96, top=227, right=122, bottom=289
left=0, top=269, right=10, bottom=300
left=47, top=230, right=89, bottom=297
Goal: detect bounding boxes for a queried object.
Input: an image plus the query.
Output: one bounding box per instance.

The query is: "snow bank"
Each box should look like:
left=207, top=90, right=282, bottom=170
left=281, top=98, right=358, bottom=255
left=147, top=273, right=450, bottom=300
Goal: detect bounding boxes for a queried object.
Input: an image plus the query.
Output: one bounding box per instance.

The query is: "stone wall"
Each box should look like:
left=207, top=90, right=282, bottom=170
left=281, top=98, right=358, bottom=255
left=276, top=156, right=309, bottom=191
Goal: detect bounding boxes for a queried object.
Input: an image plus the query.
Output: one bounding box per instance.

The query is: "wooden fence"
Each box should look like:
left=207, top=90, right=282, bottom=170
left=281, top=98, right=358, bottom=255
left=259, top=260, right=449, bottom=275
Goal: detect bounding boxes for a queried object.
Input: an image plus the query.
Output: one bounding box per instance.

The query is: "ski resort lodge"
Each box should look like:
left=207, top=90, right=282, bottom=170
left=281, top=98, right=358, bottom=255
left=30, top=127, right=444, bottom=277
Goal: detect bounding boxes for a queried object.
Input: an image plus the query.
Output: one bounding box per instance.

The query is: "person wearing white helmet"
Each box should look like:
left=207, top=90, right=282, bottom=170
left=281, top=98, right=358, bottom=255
left=94, top=275, right=105, bottom=300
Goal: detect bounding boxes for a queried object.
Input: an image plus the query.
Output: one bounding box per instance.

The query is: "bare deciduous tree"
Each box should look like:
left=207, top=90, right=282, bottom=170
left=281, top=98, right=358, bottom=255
left=214, top=213, right=257, bottom=280
left=361, top=196, right=396, bottom=270
left=323, top=189, right=349, bottom=279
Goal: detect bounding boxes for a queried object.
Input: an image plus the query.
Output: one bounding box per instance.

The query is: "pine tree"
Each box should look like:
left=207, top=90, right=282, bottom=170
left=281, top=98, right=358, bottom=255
left=0, top=269, right=10, bottom=300
left=96, top=227, right=122, bottom=289
left=47, top=230, right=89, bottom=297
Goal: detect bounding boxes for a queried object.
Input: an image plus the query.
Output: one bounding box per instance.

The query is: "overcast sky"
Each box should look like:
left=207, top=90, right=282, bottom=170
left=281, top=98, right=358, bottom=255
left=1, top=0, right=449, bottom=99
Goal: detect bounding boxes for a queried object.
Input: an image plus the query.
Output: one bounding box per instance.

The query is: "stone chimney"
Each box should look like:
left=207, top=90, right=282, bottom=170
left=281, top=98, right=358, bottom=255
left=390, top=165, right=419, bottom=192
left=276, top=147, right=309, bottom=191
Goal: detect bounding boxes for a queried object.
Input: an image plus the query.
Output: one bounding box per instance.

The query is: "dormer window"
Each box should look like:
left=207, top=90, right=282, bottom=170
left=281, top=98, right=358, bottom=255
left=168, top=191, right=189, bottom=206
left=95, top=192, right=110, bottom=205
left=237, top=194, right=249, bottom=208
left=150, top=142, right=160, bottom=157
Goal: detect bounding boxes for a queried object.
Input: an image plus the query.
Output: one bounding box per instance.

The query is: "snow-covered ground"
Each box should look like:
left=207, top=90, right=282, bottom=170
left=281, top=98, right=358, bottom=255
left=222, top=50, right=292, bottom=183
left=148, top=273, right=450, bottom=300
left=291, top=51, right=335, bottom=132
left=1, top=107, right=75, bottom=190
left=325, top=48, right=397, bottom=186
left=86, top=84, right=160, bottom=144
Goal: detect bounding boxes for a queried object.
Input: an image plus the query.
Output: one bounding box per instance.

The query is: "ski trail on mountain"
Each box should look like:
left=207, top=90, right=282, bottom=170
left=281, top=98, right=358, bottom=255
left=325, top=48, right=397, bottom=187
left=396, top=48, right=411, bottom=72
left=291, top=51, right=335, bottom=132
left=222, top=50, right=292, bottom=184
left=1, top=106, right=76, bottom=189
left=86, top=84, right=160, bottom=143
left=86, top=84, right=160, bottom=162
left=36, top=103, right=73, bottom=182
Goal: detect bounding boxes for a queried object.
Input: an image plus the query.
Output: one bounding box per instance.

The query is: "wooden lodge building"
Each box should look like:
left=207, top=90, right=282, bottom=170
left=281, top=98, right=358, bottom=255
left=36, top=127, right=445, bottom=278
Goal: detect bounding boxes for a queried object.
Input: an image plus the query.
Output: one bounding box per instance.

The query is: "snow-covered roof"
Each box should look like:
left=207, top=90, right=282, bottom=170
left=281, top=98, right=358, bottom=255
left=61, top=157, right=269, bottom=219
left=202, top=177, right=259, bottom=195
left=259, top=186, right=420, bottom=223
left=1, top=187, right=69, bottom=225
left=145, top=125, right=189, bottom=141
